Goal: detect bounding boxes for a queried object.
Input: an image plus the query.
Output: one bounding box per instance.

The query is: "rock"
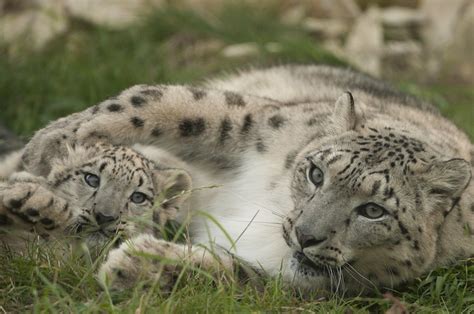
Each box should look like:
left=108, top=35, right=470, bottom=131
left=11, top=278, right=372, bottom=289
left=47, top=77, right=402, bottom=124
left=0, top=0, right=68, bottom=52
left=441, top=2, right=474, bottom=83
left=344, top=6, right=383, bottom=76
left=420, top=0, right=467, bottom=51
left=382, top=41, right=423, bottom=80
left=381, top=7, right=425, bottom=28
left=281, top=3, right=307, bottom=25
left=64, top=0, right=164, bottom=29
left=222, top=42, right=259, bottom=58
left=420, top=0, right=474, bottom=83
left=302, top=18, right=350, bottom=39
left=306, top=0, right=361, bottom=19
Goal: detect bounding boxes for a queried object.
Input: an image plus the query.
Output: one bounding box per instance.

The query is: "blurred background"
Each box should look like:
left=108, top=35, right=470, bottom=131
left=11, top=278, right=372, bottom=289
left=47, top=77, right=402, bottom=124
left=0, top=0, right=473, bottom=153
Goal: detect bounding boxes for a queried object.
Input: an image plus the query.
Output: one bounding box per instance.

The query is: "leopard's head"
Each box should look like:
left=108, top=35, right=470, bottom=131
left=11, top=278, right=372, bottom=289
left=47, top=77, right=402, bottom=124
left=284, top=93, right=471, bottom=294
left=47, top=142, right=191, bottom=245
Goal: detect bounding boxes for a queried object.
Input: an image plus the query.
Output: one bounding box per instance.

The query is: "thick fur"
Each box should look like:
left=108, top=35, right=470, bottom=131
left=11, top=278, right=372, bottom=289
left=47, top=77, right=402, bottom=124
left=0, top=143, right=192, bottom=249
left=21, top=65, right=473, bottom=295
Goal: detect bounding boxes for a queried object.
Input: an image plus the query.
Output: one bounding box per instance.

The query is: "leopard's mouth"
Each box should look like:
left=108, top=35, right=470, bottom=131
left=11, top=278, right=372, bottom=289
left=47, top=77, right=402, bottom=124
left=293, top=251, right=331, bottom=277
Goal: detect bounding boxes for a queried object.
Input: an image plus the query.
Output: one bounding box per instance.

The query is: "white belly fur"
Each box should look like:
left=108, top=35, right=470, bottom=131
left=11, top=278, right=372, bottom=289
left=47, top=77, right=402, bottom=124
left=189, top=151, right=293, bottom=275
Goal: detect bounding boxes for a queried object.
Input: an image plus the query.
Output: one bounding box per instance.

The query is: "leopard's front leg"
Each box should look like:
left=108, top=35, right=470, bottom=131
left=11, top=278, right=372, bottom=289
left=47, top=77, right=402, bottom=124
left=98, top=234, right=261, bottom=291
left=0, top=179, right=76, bottom=237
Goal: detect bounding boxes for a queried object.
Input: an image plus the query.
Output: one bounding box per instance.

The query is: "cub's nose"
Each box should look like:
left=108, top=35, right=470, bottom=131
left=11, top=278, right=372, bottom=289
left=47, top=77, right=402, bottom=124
left=295, top=226, right=327, bottom=249
left=95, top=212, right=117, bottom=225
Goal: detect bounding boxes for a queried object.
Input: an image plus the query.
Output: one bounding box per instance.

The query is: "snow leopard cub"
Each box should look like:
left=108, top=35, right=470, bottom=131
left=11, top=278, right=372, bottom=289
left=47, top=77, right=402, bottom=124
left=0, top=142, right=191, bottom=249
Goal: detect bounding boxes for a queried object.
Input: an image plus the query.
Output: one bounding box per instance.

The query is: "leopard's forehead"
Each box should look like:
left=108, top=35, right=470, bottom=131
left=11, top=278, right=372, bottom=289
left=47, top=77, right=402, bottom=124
left=90, top=144, right=152, bottom=168
left=83, top=143, right=155, bottom=184
left=311, top=128, right=433, bottom=174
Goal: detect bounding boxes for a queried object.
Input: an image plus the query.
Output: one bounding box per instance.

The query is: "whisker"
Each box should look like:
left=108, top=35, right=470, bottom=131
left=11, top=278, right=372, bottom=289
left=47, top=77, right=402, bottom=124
left=341, top=257, right=378, bottom=291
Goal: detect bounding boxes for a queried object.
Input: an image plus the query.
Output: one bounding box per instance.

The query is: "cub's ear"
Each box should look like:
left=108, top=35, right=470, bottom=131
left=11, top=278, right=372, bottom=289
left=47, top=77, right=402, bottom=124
left=153, top=168, right=192, bottom=208
left=421, top=158, right=471, bottom=198
left=330, top=92, right=363, bottom=134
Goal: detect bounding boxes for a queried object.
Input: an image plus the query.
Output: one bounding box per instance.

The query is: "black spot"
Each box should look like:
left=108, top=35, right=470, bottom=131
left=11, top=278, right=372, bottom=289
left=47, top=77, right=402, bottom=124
left=0, top=214, right=12, bottom=225
left=9, top=198, right=24, bottom=209
left=131, top=117, right=145, bottom=128
left=224, top=91, right=245, bottom=107
left=151, top=127, right=162, bottom=137
left=131, top=96, right=146, bottom=107
left=40, top=218, right=54, bottom=225
left=107, top=103, right=123, bottom=112
left=219, top=117, right=233, bottom=144
left=413, top=240, right=420, bottom=250
left=398, top=221, right=409, bottom=235
left=268, top=115, right=286, bottom=129
left=385, top=266, right=400, bottom=277
left=179, top=118, right=206, bottom=137
left=256, top=138, right=267, bottom=153
left=140, top=88, right=163, bottom=100
left=26, top=208, right=39, bottom=216
left=404, top=260, right=412, bottom=267
left=99, top=162, right=108, bottom=172
left=285, top=150, right=298, bottom=169
left=240, top=114, right=253, bottom=134
left=188, top=87, right=206, bottom=100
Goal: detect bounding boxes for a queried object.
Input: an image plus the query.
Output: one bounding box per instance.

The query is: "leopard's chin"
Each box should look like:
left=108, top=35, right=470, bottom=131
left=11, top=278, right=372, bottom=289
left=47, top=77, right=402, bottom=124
left=292, top=251, right=330, bottom=277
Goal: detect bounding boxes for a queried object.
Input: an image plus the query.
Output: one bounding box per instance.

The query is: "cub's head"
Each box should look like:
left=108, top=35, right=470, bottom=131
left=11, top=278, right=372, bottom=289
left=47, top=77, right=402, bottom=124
left=284, top=93, right=472, bottom=294
left=47, top=143, right=191, bottom=245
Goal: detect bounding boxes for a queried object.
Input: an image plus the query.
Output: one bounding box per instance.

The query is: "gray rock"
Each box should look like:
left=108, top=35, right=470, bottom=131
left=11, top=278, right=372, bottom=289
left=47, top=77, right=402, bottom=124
left=344, top=6, right=383, bottom=77
left=302, top=18, right=350, bottom=39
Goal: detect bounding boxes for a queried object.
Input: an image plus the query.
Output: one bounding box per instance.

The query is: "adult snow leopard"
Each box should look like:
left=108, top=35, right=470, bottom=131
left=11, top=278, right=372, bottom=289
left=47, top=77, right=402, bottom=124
left=19, top=65, right=473, bottom=295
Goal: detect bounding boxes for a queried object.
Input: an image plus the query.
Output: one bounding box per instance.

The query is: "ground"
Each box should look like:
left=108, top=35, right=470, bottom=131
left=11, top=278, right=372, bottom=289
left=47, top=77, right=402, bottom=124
left=0, top=5, right=473, bottom=313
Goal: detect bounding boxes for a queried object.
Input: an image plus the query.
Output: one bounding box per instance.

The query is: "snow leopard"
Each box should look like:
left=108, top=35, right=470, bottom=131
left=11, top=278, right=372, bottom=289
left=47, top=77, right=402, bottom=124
left=0, top=142, right=191, bottom=250
left=18, top=65, right=473, bottom=295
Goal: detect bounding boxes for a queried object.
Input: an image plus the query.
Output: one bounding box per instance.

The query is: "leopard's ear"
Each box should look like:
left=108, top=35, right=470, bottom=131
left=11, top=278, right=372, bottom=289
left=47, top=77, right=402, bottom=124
left=153, top=168, right=192, bottom=208
left=421, top=158, right=471, bottom=198
left=330, top=92, right=364, bottom=134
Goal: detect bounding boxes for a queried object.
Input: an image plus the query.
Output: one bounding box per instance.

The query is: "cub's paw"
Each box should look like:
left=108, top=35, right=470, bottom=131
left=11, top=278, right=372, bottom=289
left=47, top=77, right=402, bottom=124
left=1, top=181, right=72, bottom=232
left=98, top=235, right=185, bottom=291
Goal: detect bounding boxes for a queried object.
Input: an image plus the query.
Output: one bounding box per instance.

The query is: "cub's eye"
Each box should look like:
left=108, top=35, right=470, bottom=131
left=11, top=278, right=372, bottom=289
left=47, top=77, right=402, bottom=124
left=84, top=173, right=100, bottom=188
left=130, top=192, right=147, bottom=204
left=308, top=164, right=324, bottom=186
left=358, top=203, right=387, bottom=219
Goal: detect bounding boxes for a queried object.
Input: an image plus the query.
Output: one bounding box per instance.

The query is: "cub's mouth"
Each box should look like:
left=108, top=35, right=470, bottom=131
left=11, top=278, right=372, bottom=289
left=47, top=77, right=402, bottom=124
left=293, top=251, right=330, bottom=277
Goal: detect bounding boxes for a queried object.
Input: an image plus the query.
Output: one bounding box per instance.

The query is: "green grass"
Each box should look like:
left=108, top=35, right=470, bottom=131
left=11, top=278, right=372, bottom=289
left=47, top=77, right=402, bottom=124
left=0, top=4, right=473, bottom=313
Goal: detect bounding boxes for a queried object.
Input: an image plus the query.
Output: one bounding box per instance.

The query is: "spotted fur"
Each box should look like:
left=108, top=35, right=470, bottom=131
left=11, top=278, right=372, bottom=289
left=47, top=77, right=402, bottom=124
left=1, top=143, right=191, bottom=249
left=21, top=65, right=473, bottom=295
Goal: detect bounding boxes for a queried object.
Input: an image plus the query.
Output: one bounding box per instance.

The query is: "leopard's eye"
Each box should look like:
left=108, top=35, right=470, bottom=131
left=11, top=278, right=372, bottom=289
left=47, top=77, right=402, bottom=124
left=130, top=192, right=147, bottom=204
left=84, top=173, right=100, bottom=188
left=308, top=164, right=324, bottom=186
left=357, top=203, right=386, bottom=219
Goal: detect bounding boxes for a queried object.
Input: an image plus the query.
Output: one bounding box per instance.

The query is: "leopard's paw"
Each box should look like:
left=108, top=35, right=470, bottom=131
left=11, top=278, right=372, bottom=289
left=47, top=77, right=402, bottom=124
left=2, top=181, right=72, bottom=232
left=98, top=234, right=185, bottom=291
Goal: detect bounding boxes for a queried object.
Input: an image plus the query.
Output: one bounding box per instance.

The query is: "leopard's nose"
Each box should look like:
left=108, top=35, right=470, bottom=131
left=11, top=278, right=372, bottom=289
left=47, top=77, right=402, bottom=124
left=95, top=212, right=117, bottom=225
left=295, top=226, right=327, bottom=249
